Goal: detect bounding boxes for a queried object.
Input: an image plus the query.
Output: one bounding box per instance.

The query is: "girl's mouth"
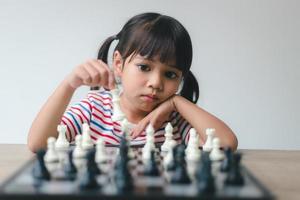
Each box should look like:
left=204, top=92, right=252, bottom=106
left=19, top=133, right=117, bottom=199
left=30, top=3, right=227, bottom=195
left=141, top=95, right=159, bottom=103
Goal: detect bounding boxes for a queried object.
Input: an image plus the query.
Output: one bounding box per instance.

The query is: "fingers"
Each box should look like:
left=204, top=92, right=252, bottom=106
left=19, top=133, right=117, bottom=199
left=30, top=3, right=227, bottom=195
left=131, top=116, right=163, bottom=139
left=69, top=59, right=115, bottom=89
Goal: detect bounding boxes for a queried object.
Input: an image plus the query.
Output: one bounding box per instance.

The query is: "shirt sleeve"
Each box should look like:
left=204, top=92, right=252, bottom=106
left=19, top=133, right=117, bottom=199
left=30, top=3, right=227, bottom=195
left=60, top=94, right=93, bottom=142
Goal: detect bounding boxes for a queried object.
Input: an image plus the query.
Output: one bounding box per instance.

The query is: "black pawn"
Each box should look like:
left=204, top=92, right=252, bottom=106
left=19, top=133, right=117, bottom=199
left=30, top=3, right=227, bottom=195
left=32, top=149, right=50, bottom=181
left=220, top=147, right=232, bottom=172
left=79, top=150, right=100, bottom=189
left=196, top=152, right=215, bottom=195
left=87, top=148, right=101, bottom=175
left=225, top=153, right=244, bottom=186
left=171, top=144, right=191, bottom=184
left=144, top=150, right=159, bottom=176
left=64, top=150, right=77, bottom=180
left=114, top=136, right=133, bottom=193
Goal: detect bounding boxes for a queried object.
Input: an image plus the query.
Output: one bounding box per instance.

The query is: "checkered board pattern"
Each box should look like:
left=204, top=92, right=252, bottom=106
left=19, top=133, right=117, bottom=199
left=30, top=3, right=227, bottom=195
left=0, top=146, right=274, bottom=200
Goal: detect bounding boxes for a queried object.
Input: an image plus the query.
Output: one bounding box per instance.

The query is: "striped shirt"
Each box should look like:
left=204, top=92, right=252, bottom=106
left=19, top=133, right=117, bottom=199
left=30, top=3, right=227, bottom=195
left=61, top=89, right=192, bottom=146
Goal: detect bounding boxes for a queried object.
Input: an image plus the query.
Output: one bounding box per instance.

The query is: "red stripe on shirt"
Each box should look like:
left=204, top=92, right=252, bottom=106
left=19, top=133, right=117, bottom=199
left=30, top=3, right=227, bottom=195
left=70, top=106, right=89, bottom=122
left=90, top=126, right=119, bottom=143
left=92, top=113, right=113, bottom=126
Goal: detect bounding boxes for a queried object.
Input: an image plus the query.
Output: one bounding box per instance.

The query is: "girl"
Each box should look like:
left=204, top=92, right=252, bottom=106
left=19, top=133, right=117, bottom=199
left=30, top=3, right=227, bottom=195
left=28, top=12, right=238, bottom=152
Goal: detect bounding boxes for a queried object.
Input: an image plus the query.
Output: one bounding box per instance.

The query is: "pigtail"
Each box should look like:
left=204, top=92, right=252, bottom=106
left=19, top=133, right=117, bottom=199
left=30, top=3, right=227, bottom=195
left=97, top=35, right=118, bottom=63
left=91, top=35, right=117, bottom=90
left=180, top=71, right=199, bottom=103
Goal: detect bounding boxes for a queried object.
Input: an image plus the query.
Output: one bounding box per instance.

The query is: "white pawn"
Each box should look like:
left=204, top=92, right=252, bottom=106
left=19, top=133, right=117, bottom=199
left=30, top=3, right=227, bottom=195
left=95, top=138, right=107, bottom=163
left=44, top=137, right=59, bottom=172
left=81, top=123, right=94, bottom=150
left=163, top=139, right=177, bottom=170
left=185, top=128, right=201, bottom=162
left=111, top=88, right=125, bottom=122
left=73, top=135, right=85, bottom=159
left=55, top=124, right=69, bottom=151
left=209, top=137, right=224, bottom=161
left=142, top=124, right=155, bottom=162
left=161, top=123, right=173, bottom=152
left=203, top=128, right=215, bottom=152
left=72, top=135, right=86, bottom=170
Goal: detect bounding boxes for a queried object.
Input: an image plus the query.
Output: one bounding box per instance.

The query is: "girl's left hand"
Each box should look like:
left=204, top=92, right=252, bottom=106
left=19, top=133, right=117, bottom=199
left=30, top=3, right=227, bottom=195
left=130, top=96, right=177, bottom=139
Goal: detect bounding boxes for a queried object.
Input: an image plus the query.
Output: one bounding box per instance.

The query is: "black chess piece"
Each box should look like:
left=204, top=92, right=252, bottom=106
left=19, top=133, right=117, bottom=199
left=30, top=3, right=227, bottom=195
left=171, top=144, right=191, bottom=184
left=166, top=144, right=177, bottom=171
left=114, top=137, right=133, bottom=193
left=79, top=149, right=100, bottom=189
left=86, top=148, right=101, bottom=175
left=32, top=149, right=50, bottom=181
left=64, top=150, right=77, bottom=180
left=220, top=147, right=232, bottom=172
left=225, top=152, right=244, bottom=186
left=196, top=152, right=215, bottom=195
left=144, top=150, right=159, bottom=176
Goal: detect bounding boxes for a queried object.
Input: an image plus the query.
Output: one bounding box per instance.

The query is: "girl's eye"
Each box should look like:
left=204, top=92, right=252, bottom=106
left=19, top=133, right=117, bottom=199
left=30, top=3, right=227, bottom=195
left=165, top=71, right=178, bottom=79
left=137, top=64, right=150, bottom=72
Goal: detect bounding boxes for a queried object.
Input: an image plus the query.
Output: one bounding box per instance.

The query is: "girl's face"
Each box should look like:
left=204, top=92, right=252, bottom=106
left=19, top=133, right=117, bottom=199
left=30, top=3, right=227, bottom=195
left=114, top=51, right=182, bottom=114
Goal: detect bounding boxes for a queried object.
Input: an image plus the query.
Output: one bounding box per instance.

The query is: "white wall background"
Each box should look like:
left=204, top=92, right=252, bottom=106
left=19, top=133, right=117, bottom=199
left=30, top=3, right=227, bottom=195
left=0, top=0, right=299, bottom=150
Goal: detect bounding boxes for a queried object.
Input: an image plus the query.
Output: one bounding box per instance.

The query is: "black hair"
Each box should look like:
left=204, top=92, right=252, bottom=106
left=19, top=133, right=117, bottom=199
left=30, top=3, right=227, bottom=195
left=97, top=12, right=199, bottom=103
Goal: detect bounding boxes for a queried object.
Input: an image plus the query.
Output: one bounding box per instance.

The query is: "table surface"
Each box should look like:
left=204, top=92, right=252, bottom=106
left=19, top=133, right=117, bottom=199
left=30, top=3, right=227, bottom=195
left=0, top=144, right=299, bottom=200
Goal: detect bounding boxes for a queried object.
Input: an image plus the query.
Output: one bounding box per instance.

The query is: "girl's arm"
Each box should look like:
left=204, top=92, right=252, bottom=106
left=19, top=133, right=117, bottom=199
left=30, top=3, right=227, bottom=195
left=27, top=80, right=75, bottom=152
left=27, top=59, right=115, bottom=152
left=172, top=95, right=238, bottom=150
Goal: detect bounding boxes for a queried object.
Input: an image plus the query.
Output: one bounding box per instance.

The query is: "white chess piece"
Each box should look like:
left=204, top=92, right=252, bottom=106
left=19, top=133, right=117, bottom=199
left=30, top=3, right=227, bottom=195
left=95, top=138, right=107, bottom=163
left=209, top=137, right=224, bottom=161
left=81, top=123, right=94, bottom=150
left=163, top=139, right=177, bottom=170
left=55, top=124, right=69, bottom=151
left=72, top=134, right=86, bottom=170
left=161, top=123, right=173, bottom=152
left=185, top=128, right=201, bottom=162
left=73, top=135, right=85, bottom=159
left=203, top=128, right=215, bottom=152
left=44, top=137, right=59, bottom=172
left=142, top=124, right=155, bottom=162
left=111, top=88, right=125, bottom=122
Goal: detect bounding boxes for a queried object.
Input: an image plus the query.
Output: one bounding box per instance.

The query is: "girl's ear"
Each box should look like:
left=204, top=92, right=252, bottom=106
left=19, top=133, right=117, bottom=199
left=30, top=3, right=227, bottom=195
left=113, top=51, right=123, bottom=77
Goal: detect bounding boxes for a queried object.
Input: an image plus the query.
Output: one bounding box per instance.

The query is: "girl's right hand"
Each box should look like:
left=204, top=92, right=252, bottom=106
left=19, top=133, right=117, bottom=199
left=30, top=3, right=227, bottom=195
left=66, top=59, right=115, bottom=89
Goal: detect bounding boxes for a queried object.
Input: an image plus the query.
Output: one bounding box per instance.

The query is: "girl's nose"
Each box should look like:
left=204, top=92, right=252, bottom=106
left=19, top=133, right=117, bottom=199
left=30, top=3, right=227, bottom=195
left=147, top=73, right=163, bottom=91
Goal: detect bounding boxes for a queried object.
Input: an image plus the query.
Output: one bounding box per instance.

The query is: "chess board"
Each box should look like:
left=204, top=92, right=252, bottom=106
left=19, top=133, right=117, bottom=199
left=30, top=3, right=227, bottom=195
left=0, top=145, right=274, bottom=200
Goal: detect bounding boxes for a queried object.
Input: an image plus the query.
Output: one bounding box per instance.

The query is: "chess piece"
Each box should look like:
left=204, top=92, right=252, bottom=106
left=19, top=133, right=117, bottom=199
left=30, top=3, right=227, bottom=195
left=111, top=88, right=125, bottom=122
left=44, top=137, right=59, bottom=172
left=203, top=128, right=215, bottom=152
left=81, top=123, right=94, bottom=150
left=95, top=137, right=107, bottom=164
left=185, top=128, right=201, bottom=162
left=171, top=144, right=191, bottom=184
left=64, top=150, right=77, bottom=180
left=144, top=150, right=159, bottom=176
left=161, top=123, right=173, bottom=152
left=121, top=119, right=134, bottom=159
left=32, top=149, right=50, bottom=181
left=73, top=135, right=86, bottom=170
left=163, top=140, right=177, bottom=171
left=142, top=124, right=155, bottom=163
left=79, top=149, right=100, bottom=189
left=196, top=152, right=215, bottom=195
left=220, top=147, right=232, bottom=172
left=225, top=153, right=244, bottom=186
left=55, top=124, right=69, bottom=151
left=114, top=135, right=133, bottom=193
left=209, top=138, right=224, bottom=161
